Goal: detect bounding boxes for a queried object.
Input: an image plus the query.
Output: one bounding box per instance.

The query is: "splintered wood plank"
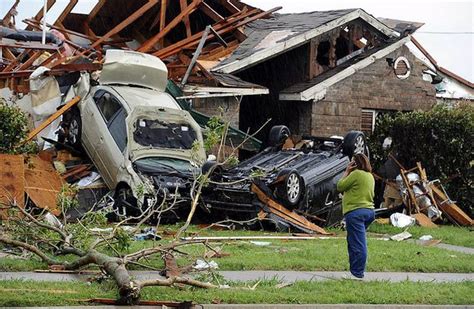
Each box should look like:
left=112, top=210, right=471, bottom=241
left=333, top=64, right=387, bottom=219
left=0, top=154, right=24, bottom=219
left=251, top=183, right=329, bottom=235
left=23, top=96, right=81, bottom=144
left=412, top=213, right=437, bottom=228
left=24, top=156, right=63, bottom=216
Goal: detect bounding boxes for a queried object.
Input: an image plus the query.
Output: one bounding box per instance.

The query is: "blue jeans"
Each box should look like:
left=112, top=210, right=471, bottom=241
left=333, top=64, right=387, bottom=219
left=345, top=208, right=375, bottom=278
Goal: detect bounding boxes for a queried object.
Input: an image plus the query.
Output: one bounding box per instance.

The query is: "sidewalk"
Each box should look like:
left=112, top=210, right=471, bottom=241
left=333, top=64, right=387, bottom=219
left=3, top=305, right=472, bottom=309
left=1, top=270, right=473, bottom=283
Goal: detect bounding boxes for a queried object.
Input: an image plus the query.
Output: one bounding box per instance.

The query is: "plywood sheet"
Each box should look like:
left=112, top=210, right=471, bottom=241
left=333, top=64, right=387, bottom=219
left=0, top=154, right=24, bottom=219
left=24, top=156, right=63, bottom=216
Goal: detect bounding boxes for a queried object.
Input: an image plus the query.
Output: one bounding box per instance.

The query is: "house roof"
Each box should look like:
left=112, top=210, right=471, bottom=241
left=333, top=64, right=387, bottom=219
left=212, top=8, right=397, bottom=74
left=376, top=18, right=424, bottom=35
left=410, top=36, right=474, bottom=89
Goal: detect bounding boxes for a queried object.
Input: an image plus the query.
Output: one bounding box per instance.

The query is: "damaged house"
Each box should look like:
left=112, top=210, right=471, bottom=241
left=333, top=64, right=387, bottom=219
left=1, top=1, right=472, bottom=231
left=198, top=9, right=442, bottom=139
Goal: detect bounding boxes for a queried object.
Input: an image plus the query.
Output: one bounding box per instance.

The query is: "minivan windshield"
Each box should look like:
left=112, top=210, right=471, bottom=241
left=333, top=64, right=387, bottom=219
left=133, top=119, right=197, bottom=149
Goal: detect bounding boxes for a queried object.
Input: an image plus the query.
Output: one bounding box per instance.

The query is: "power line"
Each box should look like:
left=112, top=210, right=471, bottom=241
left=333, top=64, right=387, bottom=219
left=417, top=31, right=473, bottom=34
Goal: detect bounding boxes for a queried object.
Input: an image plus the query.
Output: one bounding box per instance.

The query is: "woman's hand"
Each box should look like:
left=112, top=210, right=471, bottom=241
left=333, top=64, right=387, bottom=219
left=342, top=160, right=357, bottom=178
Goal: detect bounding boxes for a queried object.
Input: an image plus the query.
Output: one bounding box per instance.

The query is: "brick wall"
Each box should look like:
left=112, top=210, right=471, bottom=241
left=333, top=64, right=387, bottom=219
left=311, top=46, right=437, bottom=137
left=192, top=96, right=240, bottom=128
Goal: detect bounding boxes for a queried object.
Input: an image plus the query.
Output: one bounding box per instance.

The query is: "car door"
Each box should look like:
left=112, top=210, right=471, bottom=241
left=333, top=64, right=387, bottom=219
left=85, top=89, right=128, bottom=188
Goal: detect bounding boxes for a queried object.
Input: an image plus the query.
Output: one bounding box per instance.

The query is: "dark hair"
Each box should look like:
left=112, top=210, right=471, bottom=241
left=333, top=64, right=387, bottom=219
left=353, top=153, right=372, bottom=173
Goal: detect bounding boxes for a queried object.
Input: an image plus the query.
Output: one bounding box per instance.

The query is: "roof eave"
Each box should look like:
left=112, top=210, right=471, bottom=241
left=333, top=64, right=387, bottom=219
left=212, top=8, right=397, bottom=74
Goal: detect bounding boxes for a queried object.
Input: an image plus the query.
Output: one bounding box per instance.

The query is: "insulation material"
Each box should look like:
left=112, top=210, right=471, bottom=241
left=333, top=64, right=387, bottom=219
left=0, top=154, right=24, bottom=219
left=24, top=156, right=63, bottom=216
left=29, top=67, right=61, bottom=117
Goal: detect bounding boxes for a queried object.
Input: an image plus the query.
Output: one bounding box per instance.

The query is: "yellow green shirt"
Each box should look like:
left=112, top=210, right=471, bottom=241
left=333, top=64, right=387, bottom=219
left=337, top=170, right=375, bottom=215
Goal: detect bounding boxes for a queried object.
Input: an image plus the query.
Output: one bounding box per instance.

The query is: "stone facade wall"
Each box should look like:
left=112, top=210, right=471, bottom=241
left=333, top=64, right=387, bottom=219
left=311, top=46, right=437, bottom=137
left=192, top=96, right=240, bottom=128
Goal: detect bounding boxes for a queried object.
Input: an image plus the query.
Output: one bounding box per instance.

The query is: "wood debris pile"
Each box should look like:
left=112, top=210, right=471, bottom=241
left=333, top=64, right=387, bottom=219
left=0, top=0, right=281, bottom=94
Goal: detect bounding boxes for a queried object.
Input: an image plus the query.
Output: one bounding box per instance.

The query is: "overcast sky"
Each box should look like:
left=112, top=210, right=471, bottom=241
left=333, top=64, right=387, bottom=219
left=2, top=0, right=472, bottom=82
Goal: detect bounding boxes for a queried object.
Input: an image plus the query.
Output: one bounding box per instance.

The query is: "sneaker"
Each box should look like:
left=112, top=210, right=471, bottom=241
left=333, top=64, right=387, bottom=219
left=341, top=273, right=364, bottom=281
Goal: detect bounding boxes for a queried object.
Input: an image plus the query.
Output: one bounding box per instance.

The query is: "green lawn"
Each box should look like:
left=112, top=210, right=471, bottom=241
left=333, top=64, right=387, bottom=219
left=367, top=223, right=474, bottom=248
left=0, top=279, right=472, bottom=306
left=1, top=224, right=473, bottom=273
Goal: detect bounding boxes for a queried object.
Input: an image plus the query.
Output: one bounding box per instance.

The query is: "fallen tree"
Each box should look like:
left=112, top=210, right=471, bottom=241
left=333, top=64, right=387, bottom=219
left=0, top=115, right=263, bottom=304
left=0, top=192, right=220, bottom=304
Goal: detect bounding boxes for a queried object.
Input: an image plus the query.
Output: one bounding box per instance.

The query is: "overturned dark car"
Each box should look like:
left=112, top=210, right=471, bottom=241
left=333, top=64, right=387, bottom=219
left=200, top=126, right=368, bottom=231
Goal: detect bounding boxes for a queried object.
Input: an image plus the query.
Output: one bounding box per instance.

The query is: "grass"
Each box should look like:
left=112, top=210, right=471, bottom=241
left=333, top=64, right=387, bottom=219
left=367, top=223, right=474, bottom=248
left=1, top=225, right=473, bottom=273
left=0, top=279, right=472, bottom=306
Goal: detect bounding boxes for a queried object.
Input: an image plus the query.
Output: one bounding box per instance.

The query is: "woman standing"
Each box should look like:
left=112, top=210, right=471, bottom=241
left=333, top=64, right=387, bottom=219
left=337, top=153, right=375, bottom=280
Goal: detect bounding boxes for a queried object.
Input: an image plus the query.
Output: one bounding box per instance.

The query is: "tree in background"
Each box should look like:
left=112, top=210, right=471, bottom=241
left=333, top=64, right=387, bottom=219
left=368, top=104, right=473, bottom=215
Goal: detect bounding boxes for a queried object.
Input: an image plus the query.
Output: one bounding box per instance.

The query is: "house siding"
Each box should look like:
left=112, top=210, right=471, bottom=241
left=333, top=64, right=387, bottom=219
left=311, top=45, right=436, bottom=137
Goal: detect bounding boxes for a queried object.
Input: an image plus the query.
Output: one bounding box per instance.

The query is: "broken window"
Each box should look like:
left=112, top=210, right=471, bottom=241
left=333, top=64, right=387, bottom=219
left=108, top=108, right=127, bottom=152
left=96, top=92, right=122, bottom=123
left=94, top=90, right=127, bottom=151
left=133, top=119, right=197, bottom=150
left=335, top=36, right=350, bottom=60
left=316, top=41, right=330, bottom=66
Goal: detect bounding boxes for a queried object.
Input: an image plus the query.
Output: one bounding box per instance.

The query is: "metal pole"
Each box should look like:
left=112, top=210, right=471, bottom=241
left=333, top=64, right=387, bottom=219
left=42, top=0, right=47, bottom=44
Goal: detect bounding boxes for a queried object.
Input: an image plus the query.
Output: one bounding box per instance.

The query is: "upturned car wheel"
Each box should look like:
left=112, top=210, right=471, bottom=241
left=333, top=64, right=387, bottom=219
left=268, top=125, right=291, bottom=147
left=342, top=131, right=368, bottom=158
left=67, top=109, right=82, bottom=149
left=276, top=170, right=303, bottom=207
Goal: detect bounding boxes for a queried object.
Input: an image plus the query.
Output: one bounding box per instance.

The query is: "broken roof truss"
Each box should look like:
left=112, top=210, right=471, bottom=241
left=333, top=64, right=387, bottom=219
left=0, top=0, right=279, bottom=96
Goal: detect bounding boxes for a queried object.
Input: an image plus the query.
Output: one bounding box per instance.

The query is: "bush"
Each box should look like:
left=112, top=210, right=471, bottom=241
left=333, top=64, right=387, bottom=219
left=0, top=98, right=37, bottom=154
left=368, top=104, right=473, bottom=214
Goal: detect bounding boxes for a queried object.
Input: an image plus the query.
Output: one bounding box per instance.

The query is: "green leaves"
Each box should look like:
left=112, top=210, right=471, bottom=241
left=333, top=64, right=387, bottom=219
left=0, top=99, right=37, bottom=154
left=368, top=104, right=473, bottom=214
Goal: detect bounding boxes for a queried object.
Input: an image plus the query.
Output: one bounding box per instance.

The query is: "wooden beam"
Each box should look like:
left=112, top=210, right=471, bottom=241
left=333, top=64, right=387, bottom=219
left=251, top=183, right=329, bottom=235
left=2, top=47, right=16, bottom=61
left=154, top=7, right=280, bottom=59
left=138, top=0, right=202, bottom=53
left=91, top=0, right=159, bottom=49
left=217, top=0, right=240, bottom=14
left=86, top=0, right=107, bottom=23
left=199, top=1, right=224, bottom=22
left=17, top=51, right=43, bottom=71
left=2, top=49, right=28, bottom=72
left=54, top=0, right=78, bottom=25
left=2, top=0, right=20, bottom=27
left=26, top=0, right=56, bottom=30
left=159, top=0, right=168, bottom=31
left=430, top=184, right=473, bottom=226
left=180, top=0, right=192, bottom=38
left=23, top=96, right=81, bottom=144
left=154, top=8, right=258, bottom=58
